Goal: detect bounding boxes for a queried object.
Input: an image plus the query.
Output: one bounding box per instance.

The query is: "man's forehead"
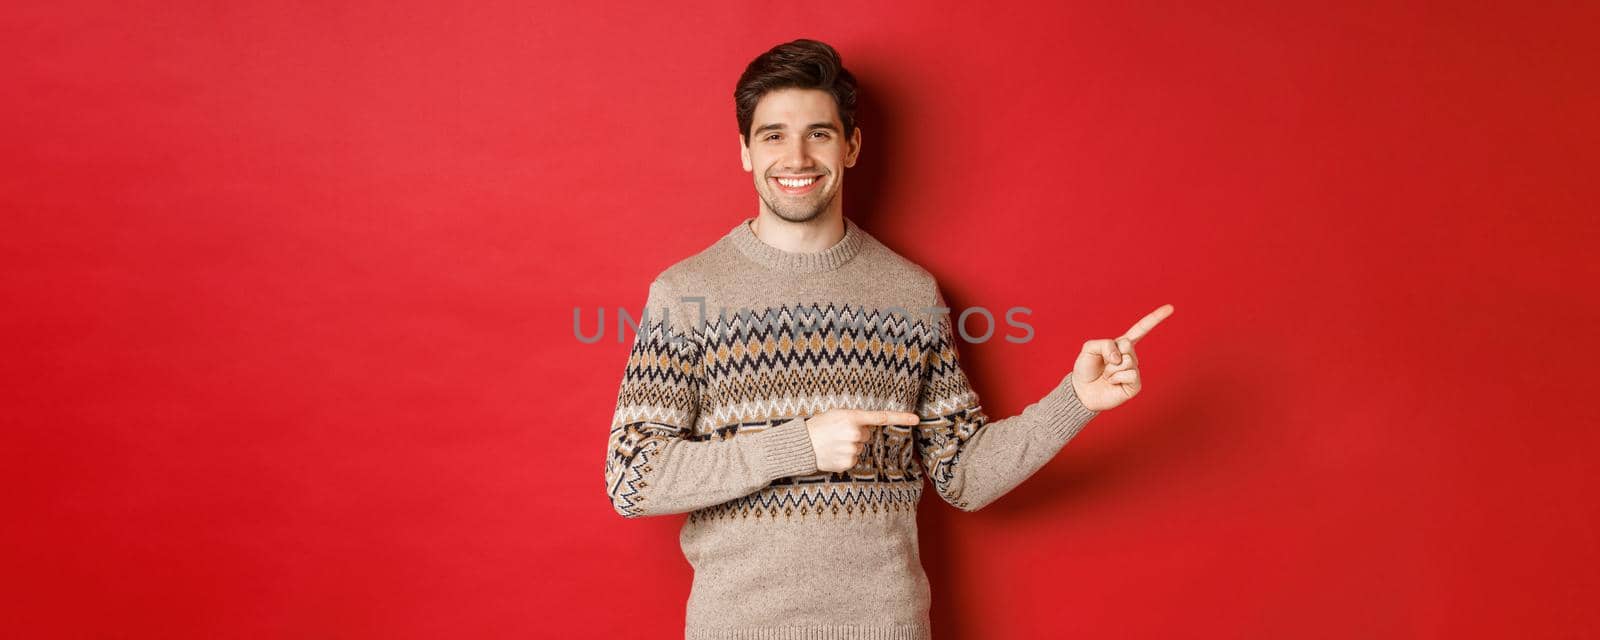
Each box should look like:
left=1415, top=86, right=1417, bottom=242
left=753, top=89, right=840, bottom=125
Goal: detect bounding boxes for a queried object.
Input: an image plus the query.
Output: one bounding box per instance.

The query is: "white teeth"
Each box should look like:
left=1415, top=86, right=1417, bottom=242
left=776, top=177, right=817, bottom=188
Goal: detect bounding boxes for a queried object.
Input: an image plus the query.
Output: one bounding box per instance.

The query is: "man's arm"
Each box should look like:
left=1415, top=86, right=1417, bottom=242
left=604, top=277, right=820, bottom=518
left=914, top=286, right=1100, bottom=512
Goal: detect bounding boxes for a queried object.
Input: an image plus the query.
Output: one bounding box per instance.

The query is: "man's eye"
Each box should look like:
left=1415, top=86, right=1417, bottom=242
left=811, top=131, right=830, bottom=139
left=765, top=134, right=780, bottom=141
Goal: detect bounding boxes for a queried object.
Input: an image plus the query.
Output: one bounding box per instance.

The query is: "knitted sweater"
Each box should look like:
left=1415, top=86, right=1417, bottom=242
left=604, top=216, right=1100, bottom=640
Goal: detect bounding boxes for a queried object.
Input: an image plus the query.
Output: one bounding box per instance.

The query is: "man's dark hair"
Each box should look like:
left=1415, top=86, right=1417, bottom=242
left=734, top=39, right=859, bottom=146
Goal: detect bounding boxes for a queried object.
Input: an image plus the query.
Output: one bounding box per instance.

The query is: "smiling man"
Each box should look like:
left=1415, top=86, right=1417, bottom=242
left=604, top=39, right=1173, bottom=640
left=743, top=86, right=853, bottom=224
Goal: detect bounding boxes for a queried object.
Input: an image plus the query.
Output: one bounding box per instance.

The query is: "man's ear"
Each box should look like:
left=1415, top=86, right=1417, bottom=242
left=845, top=127, right=862, bottom=168
left=739, top=133, right=752, bottom=172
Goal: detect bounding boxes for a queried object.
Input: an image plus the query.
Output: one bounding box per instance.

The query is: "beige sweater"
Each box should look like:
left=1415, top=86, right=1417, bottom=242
left=604, top=216, right=1099, bottom=640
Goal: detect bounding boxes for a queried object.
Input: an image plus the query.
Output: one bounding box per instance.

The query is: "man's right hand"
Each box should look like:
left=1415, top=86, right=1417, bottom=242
left=804, top=409, right=922, bottom=473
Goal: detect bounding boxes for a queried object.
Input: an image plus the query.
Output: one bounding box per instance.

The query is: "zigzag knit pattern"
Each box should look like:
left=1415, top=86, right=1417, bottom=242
left=602, top=217, right=1100, bottom=638
left=605, top=298, right=987, bottom=518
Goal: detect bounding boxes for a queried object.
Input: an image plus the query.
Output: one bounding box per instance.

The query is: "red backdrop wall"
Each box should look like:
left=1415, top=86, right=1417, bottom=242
left=4, top=1, right=1596, bottom=638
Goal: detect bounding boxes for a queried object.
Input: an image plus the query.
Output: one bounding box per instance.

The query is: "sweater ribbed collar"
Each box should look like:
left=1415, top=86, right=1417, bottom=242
left=728, top=215, right=866, bottom=274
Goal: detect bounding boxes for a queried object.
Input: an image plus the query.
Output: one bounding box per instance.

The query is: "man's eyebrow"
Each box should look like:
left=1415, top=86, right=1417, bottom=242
left=753, top=122, right=841, bottom=134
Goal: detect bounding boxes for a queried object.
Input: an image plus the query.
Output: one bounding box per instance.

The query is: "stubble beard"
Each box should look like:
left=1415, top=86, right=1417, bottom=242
left=759, top=176, right=837, bottom=224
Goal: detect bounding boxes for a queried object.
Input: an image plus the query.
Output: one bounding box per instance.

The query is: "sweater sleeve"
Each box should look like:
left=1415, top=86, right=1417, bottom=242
left=913, top=286, right=1100, bottom=512
left=604, top=277, right=820, bottom=518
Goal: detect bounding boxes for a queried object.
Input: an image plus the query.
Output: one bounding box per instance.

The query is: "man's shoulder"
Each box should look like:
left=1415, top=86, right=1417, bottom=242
left=856, top=232, right=941, bottom=304
left=641, top=228, right=740, bottom=297
left=869, top=234, right=937, bottom=281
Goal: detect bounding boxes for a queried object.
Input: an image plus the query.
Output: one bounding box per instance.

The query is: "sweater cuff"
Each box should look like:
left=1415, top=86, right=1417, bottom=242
left=1037, top=374, right=1100, bottom=442
left=753, top=417, right=819, bottom=481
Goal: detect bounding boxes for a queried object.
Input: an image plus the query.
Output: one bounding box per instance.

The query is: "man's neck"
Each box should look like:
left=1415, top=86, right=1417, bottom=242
left=751, top=211, right=845, bottom=254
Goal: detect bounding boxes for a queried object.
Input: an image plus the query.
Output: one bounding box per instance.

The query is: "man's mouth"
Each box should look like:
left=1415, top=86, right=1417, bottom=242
left=771, top=175, right=822, bottom=195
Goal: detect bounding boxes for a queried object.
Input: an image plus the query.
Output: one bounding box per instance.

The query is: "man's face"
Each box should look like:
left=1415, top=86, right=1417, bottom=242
left=740, top=88, right=861, bottom=224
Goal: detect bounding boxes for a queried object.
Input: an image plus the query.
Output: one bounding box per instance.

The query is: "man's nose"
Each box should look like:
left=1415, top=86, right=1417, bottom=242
left=782, top=138, right=813, bottom=169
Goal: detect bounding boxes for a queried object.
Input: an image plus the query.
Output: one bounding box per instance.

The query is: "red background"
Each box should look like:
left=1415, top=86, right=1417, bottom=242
left=4, top=1, right=1597, bottom=638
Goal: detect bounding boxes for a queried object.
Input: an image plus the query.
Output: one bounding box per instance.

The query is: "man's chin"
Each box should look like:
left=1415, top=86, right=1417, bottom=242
left=762, top=192, right=833, bottom=223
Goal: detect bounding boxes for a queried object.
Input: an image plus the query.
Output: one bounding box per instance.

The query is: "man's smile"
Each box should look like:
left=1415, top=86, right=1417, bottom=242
left=771, top=174, right=823, bottom=195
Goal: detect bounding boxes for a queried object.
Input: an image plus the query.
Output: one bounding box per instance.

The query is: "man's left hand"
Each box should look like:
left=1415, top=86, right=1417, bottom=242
left=1071, top=304, right=1175, bottom=412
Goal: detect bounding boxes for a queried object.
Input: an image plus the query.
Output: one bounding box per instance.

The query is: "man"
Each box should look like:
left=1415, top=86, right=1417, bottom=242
left=604, top=38, right=1174, bottom=640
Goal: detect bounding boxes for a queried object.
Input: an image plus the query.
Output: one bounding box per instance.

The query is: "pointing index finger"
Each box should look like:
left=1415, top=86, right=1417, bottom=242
left=1120, top=304, right=1175, bottom=344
